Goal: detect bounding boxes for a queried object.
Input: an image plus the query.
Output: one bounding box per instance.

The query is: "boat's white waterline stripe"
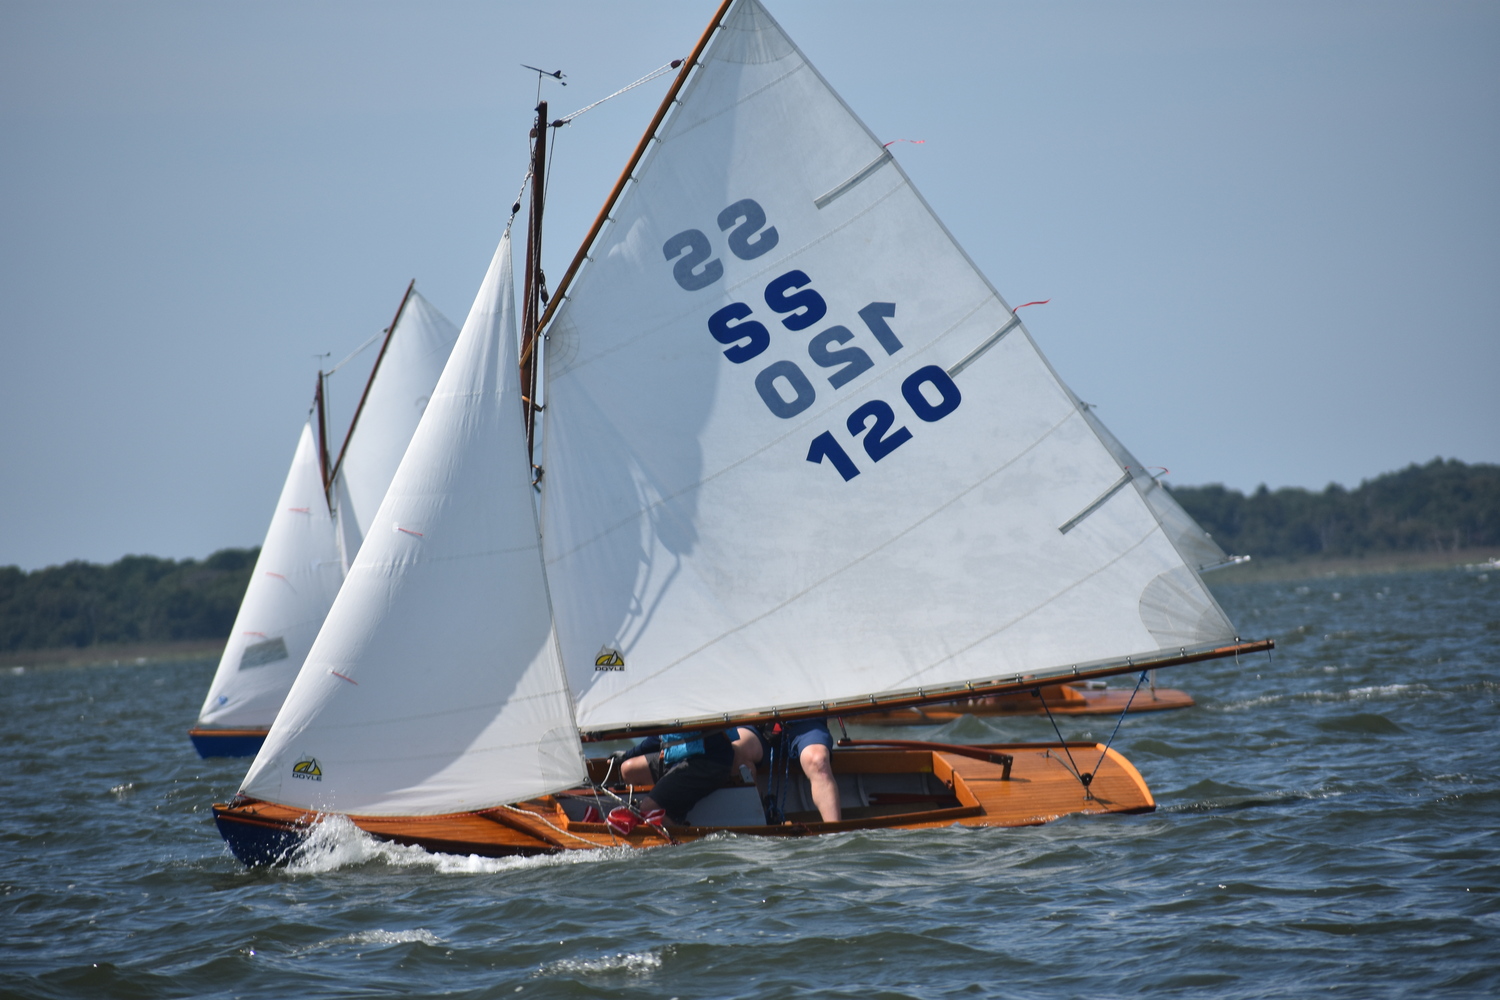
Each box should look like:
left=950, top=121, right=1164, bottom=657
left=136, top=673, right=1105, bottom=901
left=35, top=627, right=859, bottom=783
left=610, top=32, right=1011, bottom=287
left=947, top=314, right=1022, bottom=378
left=1059, top=472, right=1133, bottom=535
left=814, top=148, right=893, bottom=209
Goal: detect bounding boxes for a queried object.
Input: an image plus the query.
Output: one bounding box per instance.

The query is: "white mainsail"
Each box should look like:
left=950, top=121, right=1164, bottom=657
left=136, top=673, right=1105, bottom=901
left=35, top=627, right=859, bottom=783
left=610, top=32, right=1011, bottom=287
left=334, top=290, right=460, bottom=557
left=240, top=232, right=585, bottom=815
left=197, top=423, right=345, bottom=728
left=539, top=0, right=1238, bottom=734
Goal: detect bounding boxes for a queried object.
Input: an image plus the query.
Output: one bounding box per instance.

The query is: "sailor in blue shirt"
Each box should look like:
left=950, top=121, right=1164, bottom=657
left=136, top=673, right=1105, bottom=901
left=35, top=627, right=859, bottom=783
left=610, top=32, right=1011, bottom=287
left=608, top=729, right=735, bottom=833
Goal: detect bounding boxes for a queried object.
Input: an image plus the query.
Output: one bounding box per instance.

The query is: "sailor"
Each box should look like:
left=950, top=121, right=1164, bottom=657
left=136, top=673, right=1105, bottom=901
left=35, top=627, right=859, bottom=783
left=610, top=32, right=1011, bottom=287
left=732, top=719, right=841, bottom=824
left=606, top=729, right=735, bottom=834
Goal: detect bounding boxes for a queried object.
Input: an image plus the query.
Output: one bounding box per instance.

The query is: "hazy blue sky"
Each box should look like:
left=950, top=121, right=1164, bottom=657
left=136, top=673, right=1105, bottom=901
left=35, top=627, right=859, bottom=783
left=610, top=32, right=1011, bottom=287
left=3, top=1, right=1496, bottom=570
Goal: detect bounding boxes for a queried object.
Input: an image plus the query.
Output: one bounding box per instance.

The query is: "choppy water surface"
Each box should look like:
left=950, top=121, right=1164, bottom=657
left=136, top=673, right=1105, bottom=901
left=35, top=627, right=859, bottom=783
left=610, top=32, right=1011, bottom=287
left=2, top=567, right=1497, bottom=999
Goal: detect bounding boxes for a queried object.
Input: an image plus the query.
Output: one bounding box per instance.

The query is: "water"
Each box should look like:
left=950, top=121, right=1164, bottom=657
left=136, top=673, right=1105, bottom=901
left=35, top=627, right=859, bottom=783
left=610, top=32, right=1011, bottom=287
left=2, top=567, right=1497, bottom=999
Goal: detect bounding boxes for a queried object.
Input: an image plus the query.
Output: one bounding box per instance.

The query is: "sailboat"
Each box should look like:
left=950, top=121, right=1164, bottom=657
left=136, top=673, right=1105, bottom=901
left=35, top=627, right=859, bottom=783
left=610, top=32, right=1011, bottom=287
left=213, top=0, right=1269, bottom=863
left=189, top=285, right=459, bottom=757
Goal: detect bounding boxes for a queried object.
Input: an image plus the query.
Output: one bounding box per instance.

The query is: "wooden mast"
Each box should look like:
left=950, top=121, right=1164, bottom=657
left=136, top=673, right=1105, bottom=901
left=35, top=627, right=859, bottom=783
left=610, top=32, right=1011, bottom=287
left=313, top=371, right=332, bottom=504
left=527, top=0, right=733, bottom=344
left=329, top=279, right=415, bottom=485
left=519, top=101, right=549, bottom=468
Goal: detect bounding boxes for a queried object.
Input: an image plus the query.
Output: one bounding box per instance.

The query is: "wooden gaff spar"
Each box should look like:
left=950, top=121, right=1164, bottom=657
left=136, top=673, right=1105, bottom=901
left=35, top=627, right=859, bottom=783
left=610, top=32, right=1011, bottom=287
left=214, top=0, right=1271, bottom=863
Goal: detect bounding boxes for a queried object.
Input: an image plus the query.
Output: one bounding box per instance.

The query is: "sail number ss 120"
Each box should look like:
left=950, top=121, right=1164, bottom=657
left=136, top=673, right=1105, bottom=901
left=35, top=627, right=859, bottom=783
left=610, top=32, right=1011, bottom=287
left=663, top=196, right=963, bottom=483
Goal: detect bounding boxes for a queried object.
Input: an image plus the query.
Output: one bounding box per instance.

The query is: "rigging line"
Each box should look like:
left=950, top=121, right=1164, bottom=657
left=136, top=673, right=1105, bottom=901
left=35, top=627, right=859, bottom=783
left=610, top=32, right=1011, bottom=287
left=556, top=60, right=683, bottom=124
left=1037, top=691, right=1090, bottom=791
left=1091, top=671, right=1149, bottom=780
left=325, top=331, right=383, bottom=376
left=493, top=803, right=599, bottom=847
left=588, top=756, right=632, bottom=833
left=534, top=0, right=731, bottom=335
left=506, top=167, right=533, bottom=235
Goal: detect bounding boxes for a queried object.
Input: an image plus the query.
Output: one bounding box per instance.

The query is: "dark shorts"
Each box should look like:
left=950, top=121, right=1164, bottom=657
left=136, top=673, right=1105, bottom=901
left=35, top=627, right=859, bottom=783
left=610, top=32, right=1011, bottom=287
left=743, top=718, right=833, bottom=766
left=646, top=753, right=732, bottom=824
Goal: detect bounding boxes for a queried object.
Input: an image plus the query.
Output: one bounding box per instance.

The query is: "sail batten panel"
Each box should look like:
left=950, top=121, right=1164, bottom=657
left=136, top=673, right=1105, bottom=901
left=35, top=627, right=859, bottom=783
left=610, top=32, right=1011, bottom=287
left=539, top=0, right=1236, bottom=733
left=240, top=233, right=585, bottom=816
left=814, top=149, right=894, bottom=209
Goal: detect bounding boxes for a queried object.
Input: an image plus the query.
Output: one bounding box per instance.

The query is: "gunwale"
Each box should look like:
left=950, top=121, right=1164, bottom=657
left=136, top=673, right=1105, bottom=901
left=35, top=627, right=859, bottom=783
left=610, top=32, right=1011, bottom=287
left=213, top=743, right=1155, bottom=864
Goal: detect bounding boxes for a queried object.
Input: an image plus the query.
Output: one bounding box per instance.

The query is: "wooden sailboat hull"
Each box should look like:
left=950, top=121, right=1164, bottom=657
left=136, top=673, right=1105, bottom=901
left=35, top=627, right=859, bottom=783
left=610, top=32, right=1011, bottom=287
left=213, top=743, right=1155, bottom=865
left=854, top=683, right=1194, bottom=726
left=188, top=727, right=269, bottom=758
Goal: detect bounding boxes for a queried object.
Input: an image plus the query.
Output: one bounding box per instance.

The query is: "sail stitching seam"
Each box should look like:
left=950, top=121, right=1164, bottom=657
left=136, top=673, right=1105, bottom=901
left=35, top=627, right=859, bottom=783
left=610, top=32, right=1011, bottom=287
left=580, top=410, right=1080, bottom=713
left=302, top=685, right=575, bottom=732
left=890, top=529, right=1159, bottom=691
left=649, top=62, right=806, bottom=147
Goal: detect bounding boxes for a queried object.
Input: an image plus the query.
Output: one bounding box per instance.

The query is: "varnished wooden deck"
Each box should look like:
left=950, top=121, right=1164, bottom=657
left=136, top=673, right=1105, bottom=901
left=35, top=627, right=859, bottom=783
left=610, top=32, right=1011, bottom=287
left=213, top=743, right=1155, bottom=861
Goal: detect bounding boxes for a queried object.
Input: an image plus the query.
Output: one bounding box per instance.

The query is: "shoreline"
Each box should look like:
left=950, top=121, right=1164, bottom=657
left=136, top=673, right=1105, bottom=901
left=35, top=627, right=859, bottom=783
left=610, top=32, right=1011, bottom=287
left=1, top=639, right=224, bottom=672
left=1206, top=546, right=1499, bottom=584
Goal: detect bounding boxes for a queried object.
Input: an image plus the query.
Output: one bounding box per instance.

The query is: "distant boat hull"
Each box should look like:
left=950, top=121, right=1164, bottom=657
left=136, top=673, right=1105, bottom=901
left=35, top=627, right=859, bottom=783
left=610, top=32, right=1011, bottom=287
left=188, top=727, right=269, bottom=759
left=213, top=743, right=1155, bottom=865
left=853, top=683, right=1194, bottom=725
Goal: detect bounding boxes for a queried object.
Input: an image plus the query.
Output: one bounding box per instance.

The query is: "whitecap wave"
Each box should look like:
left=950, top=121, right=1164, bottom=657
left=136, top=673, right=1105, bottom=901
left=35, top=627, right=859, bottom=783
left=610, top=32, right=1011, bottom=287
left=282, top=813, right=633, bottom=875
left=1214, top=683, right=1423, bottom=712
left=537, top=950, right=663, bottom=976
left=338, top=929, right=442, bottom=947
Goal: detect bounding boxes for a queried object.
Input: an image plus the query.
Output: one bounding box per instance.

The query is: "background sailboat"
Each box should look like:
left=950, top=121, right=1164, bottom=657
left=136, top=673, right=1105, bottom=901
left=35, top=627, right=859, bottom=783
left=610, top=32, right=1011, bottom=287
left=190, top=286, right=458, bottom=757
left=214, top=0, right=1267, bottom=865
left=224, top=230, right=585, bottom=842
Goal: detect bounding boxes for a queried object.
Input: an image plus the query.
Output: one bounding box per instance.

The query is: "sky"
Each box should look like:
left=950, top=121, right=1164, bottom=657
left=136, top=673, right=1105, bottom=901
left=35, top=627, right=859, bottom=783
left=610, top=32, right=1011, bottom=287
left=2, top=1, right=1496, bottom=571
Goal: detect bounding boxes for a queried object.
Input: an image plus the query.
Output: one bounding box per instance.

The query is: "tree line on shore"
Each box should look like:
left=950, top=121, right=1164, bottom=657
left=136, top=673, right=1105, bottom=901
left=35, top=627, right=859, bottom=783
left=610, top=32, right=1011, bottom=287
left=2, top=459, right=1495, bottom=655
left=1168, top=458, right=1498, bottom=560
left=0, top=548, right=258, bottom=654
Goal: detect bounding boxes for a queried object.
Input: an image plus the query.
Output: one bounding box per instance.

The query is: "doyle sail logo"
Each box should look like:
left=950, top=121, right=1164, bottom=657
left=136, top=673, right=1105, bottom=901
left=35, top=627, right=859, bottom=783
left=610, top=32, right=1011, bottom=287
left=594, top=646, right=625, bottom=671
left=292, top=757, right=323, bottom=781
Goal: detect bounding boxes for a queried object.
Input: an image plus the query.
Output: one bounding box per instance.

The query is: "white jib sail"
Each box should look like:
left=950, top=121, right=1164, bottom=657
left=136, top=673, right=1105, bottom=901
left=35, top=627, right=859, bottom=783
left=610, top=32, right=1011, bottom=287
left=335, top=290, right=460, bottom=556
left=196, top=423, right=345, bottom=728
left=539, top=0, right=1238, bottom=733
left=240, top=231, right=586, bottom=815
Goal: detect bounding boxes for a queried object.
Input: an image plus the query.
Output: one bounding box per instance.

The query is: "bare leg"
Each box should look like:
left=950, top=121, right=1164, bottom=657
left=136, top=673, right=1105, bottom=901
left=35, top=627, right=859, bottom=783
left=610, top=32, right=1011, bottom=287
left=731, top=727, right=763, bottom=771
left=618, top=756, right=661, bottom=815
left=799, top=743, right=841, bottom=823
left=619, top=755, right=652, bottom=786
